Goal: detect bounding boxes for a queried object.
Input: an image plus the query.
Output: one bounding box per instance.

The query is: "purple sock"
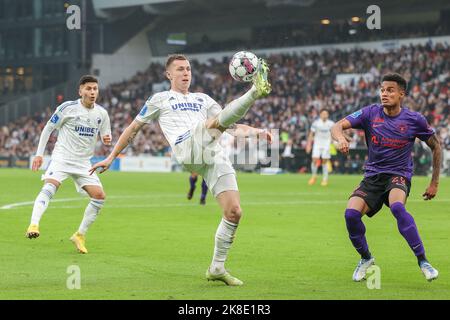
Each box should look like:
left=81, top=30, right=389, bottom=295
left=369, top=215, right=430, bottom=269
left=390, top=202, right=426, bottom=258
left=189, top=175, right=198, bottom=191
left=345, top=209, right=370, bottom=258
left=201, top=179, right=208, bottom=200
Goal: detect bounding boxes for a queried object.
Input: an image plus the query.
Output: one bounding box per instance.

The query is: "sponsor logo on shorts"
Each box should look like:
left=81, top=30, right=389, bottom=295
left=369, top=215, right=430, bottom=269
left=392, top=176, right=406, bottom=186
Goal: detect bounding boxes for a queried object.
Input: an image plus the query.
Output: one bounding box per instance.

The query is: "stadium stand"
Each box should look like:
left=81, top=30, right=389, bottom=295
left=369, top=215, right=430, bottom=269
left=1, top=42, right=448, bottom=174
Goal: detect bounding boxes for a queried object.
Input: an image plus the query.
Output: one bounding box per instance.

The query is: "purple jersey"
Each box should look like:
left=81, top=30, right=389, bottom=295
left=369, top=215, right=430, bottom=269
left=346, top=104, right=434, bottom=181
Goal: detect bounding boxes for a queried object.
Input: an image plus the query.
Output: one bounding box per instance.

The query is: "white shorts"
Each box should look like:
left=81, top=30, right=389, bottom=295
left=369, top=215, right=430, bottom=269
left=173, top=122, right=237, bottom=195
left=312, top=144, right=331, bottom=159
left=42, top=160, right=102, bottom=194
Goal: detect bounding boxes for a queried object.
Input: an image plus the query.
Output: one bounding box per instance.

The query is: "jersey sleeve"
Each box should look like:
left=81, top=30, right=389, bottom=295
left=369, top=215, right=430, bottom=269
left=135, top=94, right=160, bottom=123
left=99, top=110, right=112, bottom=137
left=205, top=94, right=223, bottom=119
left=310, top=120, right=317, bottom=132
left=47, top=103, right=69, bottom=129
left=345, top=106, right=370, bottom=129
left=415, top=113, right=435, bottom=141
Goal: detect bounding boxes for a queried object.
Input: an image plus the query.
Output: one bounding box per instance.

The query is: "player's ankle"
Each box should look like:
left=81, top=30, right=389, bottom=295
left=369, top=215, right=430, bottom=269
left=361, top=250, right=372, bottom=260
left=417, top=255, right=428, bottom=266
left=210, top=263, right=225, bottom=275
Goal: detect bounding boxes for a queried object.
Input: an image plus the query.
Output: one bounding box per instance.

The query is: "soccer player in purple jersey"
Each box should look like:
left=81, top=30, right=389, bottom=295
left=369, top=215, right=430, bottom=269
left=187, top=172, right=208, bottom=205
left=331, top=73, right=442, bottom=282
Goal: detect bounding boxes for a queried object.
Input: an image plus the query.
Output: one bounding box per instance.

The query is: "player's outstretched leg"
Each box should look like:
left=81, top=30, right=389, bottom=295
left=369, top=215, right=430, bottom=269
left=200, top=179, right=208, bottom=205
left=206, top=186, right=243, bottom=286
left=71, top=198, right=104, bottom=254
left=345, top=208, right=374, bottom=281
left=217, top=59, right=271, bottom=129
left=26, top=182, right=58, bottom=239
left=188, top=173, right=198, bottom=200
left=390, top=202, right=438, bottom=281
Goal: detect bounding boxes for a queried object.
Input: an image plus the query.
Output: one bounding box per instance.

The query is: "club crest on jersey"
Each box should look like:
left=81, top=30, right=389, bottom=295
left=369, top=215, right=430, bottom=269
left=350, top=110, right=362, bottom=119
left=97, top=117, right=101, bottom=125
left=398, top=124, right=408, bottom=133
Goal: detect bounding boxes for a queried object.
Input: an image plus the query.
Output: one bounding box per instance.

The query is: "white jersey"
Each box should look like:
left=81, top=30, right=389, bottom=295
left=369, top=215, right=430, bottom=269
left=311, top=119, right=334, bottom=147
left=135, top=90, right=222, bottom=149
left=47, top=99, right=111, bottom=165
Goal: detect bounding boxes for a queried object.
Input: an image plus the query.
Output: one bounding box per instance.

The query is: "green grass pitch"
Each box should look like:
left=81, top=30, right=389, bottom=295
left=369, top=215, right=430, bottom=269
left=0, top=168, right=449, bottom=299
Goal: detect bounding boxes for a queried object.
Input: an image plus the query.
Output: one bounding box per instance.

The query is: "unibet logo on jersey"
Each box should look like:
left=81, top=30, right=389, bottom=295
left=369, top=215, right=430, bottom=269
left=75, top=126, right=98, bottom=137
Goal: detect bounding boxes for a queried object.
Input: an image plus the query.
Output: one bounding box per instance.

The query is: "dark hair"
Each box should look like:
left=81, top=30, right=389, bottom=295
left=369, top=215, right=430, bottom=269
left=381, top=73, right=407, bottom=92
left=165, top=54, right=188, bottom=69
left=319, top=108, right=329, bottom=114
left=79, top=75, right=98, bottom=86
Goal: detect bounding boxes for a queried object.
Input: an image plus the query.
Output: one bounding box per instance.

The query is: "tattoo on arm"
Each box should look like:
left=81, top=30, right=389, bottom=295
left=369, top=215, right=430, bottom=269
left=425, top=134, right=442, bottom=185
left=127, top=121, right=145, bottom=145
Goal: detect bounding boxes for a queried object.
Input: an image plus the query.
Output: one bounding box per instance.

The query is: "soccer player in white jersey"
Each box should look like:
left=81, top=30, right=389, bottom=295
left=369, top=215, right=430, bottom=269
left=26, top=75, right=112, bottom=254
left=90, top=54, right=271, bottom=286
left=306, top=109, right=335, bottom=186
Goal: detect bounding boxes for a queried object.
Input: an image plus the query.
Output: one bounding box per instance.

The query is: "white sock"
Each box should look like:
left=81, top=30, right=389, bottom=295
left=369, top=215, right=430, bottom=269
left=322, top=160, right=329, bottom=181
left=218, top=86, right=257, bottom=128
left=210, top=218, right=238, bottom=274
left=311, top=161, right=318, bottom=176
left=30, top=183, right=57, bottom=225
left=78, top=198, right=104, bottom=235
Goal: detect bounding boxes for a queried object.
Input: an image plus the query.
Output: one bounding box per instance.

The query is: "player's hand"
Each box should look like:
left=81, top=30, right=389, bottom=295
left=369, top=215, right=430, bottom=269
left=89, top=158, right=113, bottom=175
left=337, top=137, right=350, bottom=154
left=102, top=135, right=112, bottom=146
left=422, top=184, right=438, bottom=200
left=32, top=156, right=43, bottom=172
left=258, top=129, right=273, bottom=144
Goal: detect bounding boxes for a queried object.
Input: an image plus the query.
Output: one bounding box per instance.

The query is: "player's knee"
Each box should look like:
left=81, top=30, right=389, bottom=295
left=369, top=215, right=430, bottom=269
left=225, top=204, right=242, bottom=222
left=92, top=191, right=106, bottom=200
left=344, top=208, right=361, bottom=222
left=390, top=202, right=406, bottom=217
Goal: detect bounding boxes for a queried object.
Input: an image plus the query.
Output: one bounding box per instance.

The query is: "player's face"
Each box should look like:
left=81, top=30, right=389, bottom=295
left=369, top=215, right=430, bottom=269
left=320, top=110, right=329, bottom=121
left=167, top=59, right=191, bottom=93
left=380, top=81, right=404, bottom=108
left=79, top=82, right=98, bottom=107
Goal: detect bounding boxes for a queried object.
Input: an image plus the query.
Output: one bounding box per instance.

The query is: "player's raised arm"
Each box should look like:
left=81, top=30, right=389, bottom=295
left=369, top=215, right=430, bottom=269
left=422, top=134, right=442, bottom=200
left=89, top=119, right=145, bottom=174
left=331, top=118, right=352, bottom=155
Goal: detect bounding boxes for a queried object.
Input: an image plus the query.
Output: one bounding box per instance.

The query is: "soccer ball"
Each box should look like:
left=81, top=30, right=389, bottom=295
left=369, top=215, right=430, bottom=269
left=229, top=51, right=259, bottom=82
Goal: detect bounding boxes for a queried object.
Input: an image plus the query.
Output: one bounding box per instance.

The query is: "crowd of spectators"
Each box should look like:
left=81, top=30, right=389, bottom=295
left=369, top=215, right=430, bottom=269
left=1, top=41, right=449, bottom=175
